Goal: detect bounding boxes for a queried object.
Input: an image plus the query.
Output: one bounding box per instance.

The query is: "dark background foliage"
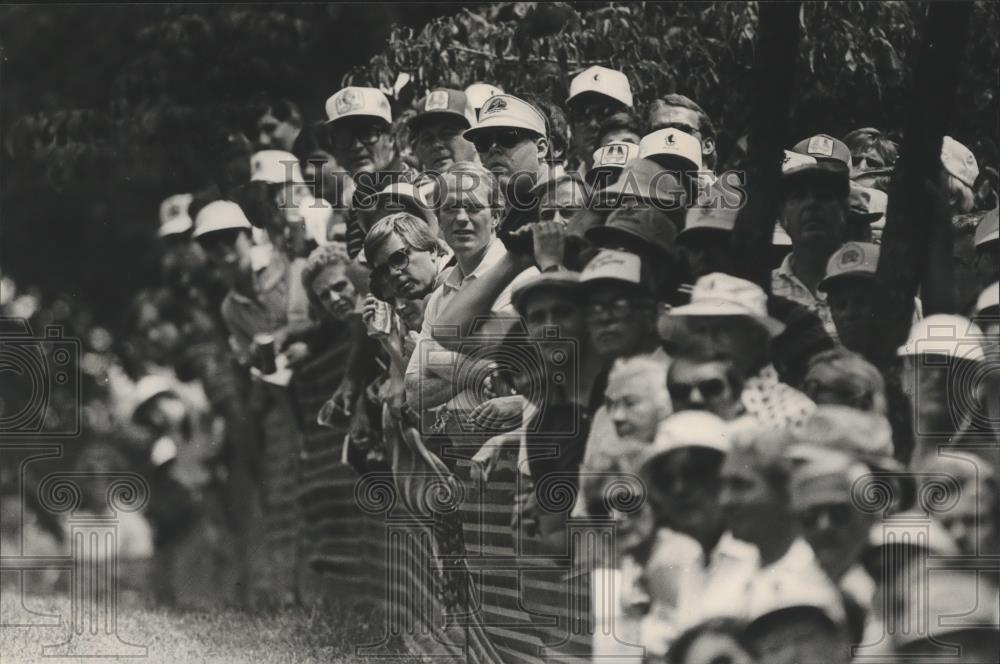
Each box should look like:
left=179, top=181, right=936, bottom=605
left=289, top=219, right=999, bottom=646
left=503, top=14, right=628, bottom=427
left=1, top=2, right=997, bottom=324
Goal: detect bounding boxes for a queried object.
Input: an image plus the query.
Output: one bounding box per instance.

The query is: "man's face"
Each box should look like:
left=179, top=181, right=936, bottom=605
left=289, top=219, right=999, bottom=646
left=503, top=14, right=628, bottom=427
left=647, top=448, right=725, bottom=541
left=826, top=278, right=876, bottom=351
left=679, top=316, right=762, bottom=373
left=648, top=104, right=714, bottom=167
left=668, top=357, right=741, bottom=420
left=720, top=452, right=785, bottom=546
left=370, top=232, right=439, bottom=301
left=256, top=109, right=300, bottom=151
left=328, top=118, right=395, bottom=177
left=521, top=289, right=586, bottom=376
left=471, top=128, right=542, bottom=190
left=584, top=283, right=655, bottom=359
left=412, top=117, right=478, bottom=172
left=539, top=179, right=585, bottom=224
left=605, top=371, right=668, bottom=442
left=681, top=229, right=735, bottom=279
left=311, top=263, right=357, bottom=321
left=438, top=176, right=497, bottom=258
left=199, top=230, right=253, bottom=290
left=797, top=497, right=872, bottom=580
left=900, top=356, right=954, bottom=432
left=782, top=175, right=848, bottom=254
left=568, top=95, right=622, bottom=166
left=597, top=127, right=641, bottom=147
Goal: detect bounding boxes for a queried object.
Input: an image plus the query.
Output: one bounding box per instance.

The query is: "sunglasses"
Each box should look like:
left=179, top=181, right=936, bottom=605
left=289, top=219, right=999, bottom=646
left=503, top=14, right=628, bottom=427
left=370, top=247, right=411, bottom=282
left=471, top=129, right=533, bottom=154
left=667, top=377, right=728, bottom=402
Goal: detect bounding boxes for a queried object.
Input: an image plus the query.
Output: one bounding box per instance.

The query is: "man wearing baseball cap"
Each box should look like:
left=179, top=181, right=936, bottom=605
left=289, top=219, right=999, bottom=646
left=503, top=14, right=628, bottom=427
left=646, top=94, right=718, bottom=174
left=566, top=65, right=634, bottom=173
left=772, top=134, right=852, bottom=338
left=464, top=93, right=550, bottom=201
left=407, top=89, right=478, bottom=173
left=897, top=314, right=987, bottom=463
left=670, top=273, right=816, bottom=431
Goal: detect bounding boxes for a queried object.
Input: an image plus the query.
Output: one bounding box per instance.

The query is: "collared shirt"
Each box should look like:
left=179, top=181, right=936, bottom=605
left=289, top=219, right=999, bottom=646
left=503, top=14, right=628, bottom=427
left=673, top=532, right=760, bottom=633
left=772, top=253, right=836, bottom=338
left=741, top=364, right=816, bottom=431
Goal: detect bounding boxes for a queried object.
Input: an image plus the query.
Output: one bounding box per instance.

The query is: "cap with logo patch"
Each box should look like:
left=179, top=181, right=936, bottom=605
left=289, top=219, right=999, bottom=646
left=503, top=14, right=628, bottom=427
left=324, top=86, right=392, bottom=126
left=941, top=136, right=979, bottom=189
left=463, top=94, right=547, bottom=141
left=409, top=89, right=475, bottom=131
left=792, top=134, right=851, bottom=169
left=639, top=128, right=702, bottom=171
left=578, top=248, right=656, bottom=294
left=567, top=65, right=633, bottom=108
left=819, top=242, right=880, bottom=291
left=250, top=150, right=306, bottom=184
left=464, top=83, right=502, bottom=117
left=158, top=193, right=194, bottom=238
left=587, top=141, right=641, bottom=186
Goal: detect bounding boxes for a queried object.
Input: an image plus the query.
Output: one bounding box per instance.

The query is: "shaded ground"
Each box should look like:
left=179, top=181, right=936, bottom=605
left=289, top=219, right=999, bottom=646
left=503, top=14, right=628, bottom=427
left=0, top=592, right=418, bottom=663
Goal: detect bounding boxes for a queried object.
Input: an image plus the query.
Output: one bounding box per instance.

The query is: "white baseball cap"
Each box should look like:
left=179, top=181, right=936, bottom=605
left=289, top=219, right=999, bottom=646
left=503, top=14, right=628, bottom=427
left=567, top=65, right=633, bottom=108
left=579, top=248, right=645, bottom=288
left=669, top=272, right=786, bottom=337
left=158, top=193, right=193, bottom=238
left=250, top=150, right=306, bottom=184
left=639, top=128, right=702, bottom=171
left=324, top=86, right=392, bottom=125
left=975, top=206, right=999, bottom=247
left=819, top=242, right=880, bottom=291
left=680, top=205, right=738, bottom=240
left=941, top=135, right=979, bottom=189
left=464, top=82, right=502, bottom=115
left=464, top=94, right=547, bottom=140
left=896, top=314, right=985, bottom=361
left=639, top=411, right=732, bottom=477
left=192, top=200, right=252, bottom=239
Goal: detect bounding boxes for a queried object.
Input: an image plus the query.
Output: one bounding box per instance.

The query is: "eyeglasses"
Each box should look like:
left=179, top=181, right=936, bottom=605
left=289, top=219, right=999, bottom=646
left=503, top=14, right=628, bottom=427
left=328, top=123, right=388, bottom=152
left=371, top=247, right=411, bottom=282
left=539, top=206, right=581, bottom=223
left=471, top=129, right=532, bottom=154
left=668, top=377, right=728, bottom=403
left=584, top=297, right=635, bottom=320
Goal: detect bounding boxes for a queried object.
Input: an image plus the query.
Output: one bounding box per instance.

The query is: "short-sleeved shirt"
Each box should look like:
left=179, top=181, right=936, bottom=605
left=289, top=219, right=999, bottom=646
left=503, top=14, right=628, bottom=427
left=771, top=253, right=836, bottom=338
left=405, top=238, right=538, bottom=385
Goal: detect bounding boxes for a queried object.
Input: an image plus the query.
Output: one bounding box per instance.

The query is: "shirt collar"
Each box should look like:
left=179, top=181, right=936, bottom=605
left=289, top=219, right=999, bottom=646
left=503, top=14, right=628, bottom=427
left=443, top=237, right=506, bottom=291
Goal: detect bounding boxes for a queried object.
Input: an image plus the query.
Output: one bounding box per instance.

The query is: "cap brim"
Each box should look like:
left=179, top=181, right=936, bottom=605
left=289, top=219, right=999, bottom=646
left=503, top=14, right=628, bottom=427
left=325, top=112, right=391, bottom=126
left=678, top=223, right=733, bottom=240
left=849, top=211, right=883, bottom=225
left=408, top=110, right=471, bottom=131
left=669, top=301, right=786, bottom=337
left=818, top=270, right=875, bottom=292
left=158, top=217, right=193, bottom=238
left=977, top=230, right=1000, bottom=247
left=585, top=224, right=671, bottom=256
left=464, top=119, right=543, bottom=141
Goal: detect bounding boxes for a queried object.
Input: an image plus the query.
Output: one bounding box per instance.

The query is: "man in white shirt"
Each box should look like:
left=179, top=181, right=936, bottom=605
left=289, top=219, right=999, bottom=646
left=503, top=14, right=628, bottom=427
left=405, top=161, right=538, bottom=421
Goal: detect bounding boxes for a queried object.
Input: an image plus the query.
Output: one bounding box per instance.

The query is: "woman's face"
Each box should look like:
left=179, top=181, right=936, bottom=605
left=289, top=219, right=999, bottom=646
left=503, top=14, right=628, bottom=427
left=604, top=371, right=668, bottom=442
left=311, top=264, right=357, bottom=320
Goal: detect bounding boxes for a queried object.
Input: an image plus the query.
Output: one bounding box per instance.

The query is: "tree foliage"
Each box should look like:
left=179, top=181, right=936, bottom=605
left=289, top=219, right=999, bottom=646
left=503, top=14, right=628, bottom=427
left=1, top=2, right=997, bottom=321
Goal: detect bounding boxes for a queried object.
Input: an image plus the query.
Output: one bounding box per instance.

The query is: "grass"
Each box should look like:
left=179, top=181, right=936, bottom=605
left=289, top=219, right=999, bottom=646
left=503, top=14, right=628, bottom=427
left=0, top=591, right=424, bottom=663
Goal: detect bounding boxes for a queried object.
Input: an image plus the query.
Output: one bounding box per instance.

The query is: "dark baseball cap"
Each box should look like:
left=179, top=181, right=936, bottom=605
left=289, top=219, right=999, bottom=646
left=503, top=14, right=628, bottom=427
left=408, top=89, right=475, bottom=131
left=585, top=203, right=678, bottom=258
